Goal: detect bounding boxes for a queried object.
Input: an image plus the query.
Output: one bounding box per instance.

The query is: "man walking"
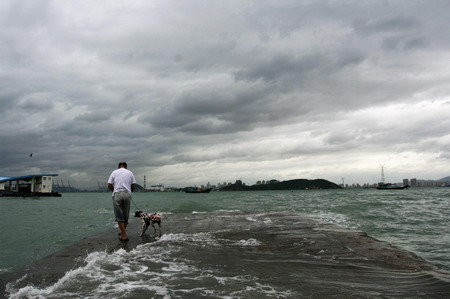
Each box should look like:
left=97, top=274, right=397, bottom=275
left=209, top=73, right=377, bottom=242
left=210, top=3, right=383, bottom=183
left=108, top=162, right=136, bottom=241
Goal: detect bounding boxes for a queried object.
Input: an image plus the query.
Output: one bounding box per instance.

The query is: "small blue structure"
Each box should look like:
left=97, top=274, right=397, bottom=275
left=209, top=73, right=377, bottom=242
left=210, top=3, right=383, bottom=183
left=0, top=174, right=61, bottom=197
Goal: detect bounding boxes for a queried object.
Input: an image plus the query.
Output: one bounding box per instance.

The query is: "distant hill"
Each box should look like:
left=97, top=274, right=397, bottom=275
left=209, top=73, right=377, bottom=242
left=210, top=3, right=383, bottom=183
left=220, top=179, right=342, bottom=191
left=437, top=176, right=450, bottom=181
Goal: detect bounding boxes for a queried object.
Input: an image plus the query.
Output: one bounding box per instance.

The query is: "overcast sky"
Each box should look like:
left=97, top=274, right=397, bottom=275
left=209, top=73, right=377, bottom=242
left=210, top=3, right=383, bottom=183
left=2, top=0, right=450, bottom=189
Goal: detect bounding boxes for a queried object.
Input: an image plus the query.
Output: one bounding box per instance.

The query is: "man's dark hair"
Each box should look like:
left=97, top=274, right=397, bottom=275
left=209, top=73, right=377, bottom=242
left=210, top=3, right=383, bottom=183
left=118, top=162, right=128, bottom=168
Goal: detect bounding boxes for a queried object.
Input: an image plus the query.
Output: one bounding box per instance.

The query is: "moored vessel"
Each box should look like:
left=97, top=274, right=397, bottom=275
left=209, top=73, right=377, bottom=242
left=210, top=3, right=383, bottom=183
left=376, top=183, right=409, bottom=190
left=184, top=187, right=212, bottom=193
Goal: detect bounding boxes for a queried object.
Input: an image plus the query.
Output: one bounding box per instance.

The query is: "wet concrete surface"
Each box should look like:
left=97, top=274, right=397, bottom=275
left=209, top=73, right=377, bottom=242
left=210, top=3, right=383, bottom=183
left=1, top=211, right=450, bottom=298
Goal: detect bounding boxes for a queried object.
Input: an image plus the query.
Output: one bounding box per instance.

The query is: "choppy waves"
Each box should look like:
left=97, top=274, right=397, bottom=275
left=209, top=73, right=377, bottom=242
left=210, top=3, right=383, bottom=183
left=3, top=189, right=450, bottom=298
left=6, top=210, right=450, bottom=298
left=7, top=229, right=291, bottom=298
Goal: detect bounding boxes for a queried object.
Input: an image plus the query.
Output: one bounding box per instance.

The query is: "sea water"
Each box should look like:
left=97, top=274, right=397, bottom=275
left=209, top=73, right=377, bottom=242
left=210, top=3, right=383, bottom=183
left=1, top=188, right=449, bottom=297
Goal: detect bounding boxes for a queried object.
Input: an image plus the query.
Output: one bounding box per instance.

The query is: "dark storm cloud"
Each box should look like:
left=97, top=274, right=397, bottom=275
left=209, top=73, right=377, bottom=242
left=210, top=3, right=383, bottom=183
left=144, top=47, right=368, bottom=136
left=381, top=36, right=429, bottom=51
left=142, top=83, right=275, bottom=134
left=75, top=111, right=111, bottom=123
left=234, top=50, right=366, bottom=86
left=352, top=15, right=421, bottom=35
left=1, top=0, right=450, bottom=187
left=234, top=54, right=324, bottom=82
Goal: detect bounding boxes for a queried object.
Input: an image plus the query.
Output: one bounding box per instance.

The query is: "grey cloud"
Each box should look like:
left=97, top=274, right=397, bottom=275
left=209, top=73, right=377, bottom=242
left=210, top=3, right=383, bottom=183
left=141, top=84, right=275, bottom=134
left=2, top=1, right=450, bottom=188
left=234, top=54, right=321, bottom=82
left=325, top=130, right=366, bottom=147
left=75, top=111, right=111, bottom=123
left=352, top=15, right=421, bottom=36
left=242, top=0, right=359, bottom=40
left=382, top=35, right=429, bottom=51
left=175, top=91, right=245, bottom=115
left=0, top=0, right=53, bottom=29
left=234, top=50, right=366, bottom=83
left=381, top=36, right=406, bottom=51
left=403, top=37, right=429, bottom=50
left=438, top=152, right=450, bottom=160
left=17, top=96, right=54, bottom=111
left=143, top=84, right=323, bottom=136
left=176, top=118, right=249, bottom=135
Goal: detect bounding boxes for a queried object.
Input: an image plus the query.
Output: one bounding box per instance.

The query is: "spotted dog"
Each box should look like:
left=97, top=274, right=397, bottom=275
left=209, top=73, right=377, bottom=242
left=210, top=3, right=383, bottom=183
left=134, top=210, right=162, bottom=237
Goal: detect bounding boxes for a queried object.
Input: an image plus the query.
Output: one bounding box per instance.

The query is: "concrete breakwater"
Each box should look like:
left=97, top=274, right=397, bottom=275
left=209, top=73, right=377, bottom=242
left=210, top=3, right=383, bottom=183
left=2, top=211, right=450, bottom=298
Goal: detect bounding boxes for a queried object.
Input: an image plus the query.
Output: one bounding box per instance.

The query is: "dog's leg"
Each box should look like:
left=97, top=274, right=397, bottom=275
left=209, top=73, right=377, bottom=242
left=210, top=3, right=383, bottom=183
left=140, top=220, right=149, bottom=237
left=140, top=221, right=145, bottom=236
left=157, top=222, right=162, bottom=237
left=151, top=221, right=157, bottom=237
left=152, top=221, right=161, bottom=237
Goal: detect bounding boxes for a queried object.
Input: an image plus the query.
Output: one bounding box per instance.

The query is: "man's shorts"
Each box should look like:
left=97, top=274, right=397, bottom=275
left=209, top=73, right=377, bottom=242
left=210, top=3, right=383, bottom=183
left=112, top=190, right=131, bottom=224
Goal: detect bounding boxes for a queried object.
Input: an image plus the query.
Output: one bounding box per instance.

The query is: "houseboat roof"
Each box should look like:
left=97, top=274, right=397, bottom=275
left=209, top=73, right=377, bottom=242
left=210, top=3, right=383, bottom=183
left=0, top=174, right=58, bottom=183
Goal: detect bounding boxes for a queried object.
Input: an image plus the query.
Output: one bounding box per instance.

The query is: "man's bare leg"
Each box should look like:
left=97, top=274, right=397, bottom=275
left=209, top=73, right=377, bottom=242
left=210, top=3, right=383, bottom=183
left=118, top=222, right=128, bottom=240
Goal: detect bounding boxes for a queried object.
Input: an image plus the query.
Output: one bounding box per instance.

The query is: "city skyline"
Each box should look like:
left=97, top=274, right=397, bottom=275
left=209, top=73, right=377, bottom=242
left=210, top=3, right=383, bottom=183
left=1, top=1, right=450, bottom=189
left=55, top=173, right=450, bottom=191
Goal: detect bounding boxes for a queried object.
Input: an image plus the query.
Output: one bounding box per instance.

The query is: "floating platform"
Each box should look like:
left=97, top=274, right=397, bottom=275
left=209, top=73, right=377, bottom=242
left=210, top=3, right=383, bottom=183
left=0, top=174, right=61, bottom=197
left=0, top=191, right=61, bottom=197
left=1, top=211, right=449, bottom=298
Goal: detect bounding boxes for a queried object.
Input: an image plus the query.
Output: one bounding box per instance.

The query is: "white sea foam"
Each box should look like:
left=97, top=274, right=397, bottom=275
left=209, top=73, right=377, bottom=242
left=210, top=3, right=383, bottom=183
left=162, top=263, right=192, bottom=273
left=312, top=211, right=357, bottom=229
left=8, top=224, right=291, bottom=298
left=235, top=238, right=262, bottom=247
left=214, top=209, right=242, bottom=218
left=245, top=214, right=273, bottom=224
left=254, top=212, right=270, bottom=217
left=0, top=267, right=11, bottom=274
left=228, top=282, right=294, bottom=298
left=6, top=247, right=185, bottom=298
left=158, top=232, right=219, bottom=246
left=214, top=274, right=255, bottom=285
left=7, top=252, right=101, bottom=298
left=246, top=282, right=294, bottom=298
left=214, top=209, right=242, bottom=213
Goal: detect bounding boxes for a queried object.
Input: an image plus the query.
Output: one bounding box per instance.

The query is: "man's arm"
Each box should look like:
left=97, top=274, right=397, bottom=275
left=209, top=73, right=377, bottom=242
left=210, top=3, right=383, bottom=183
left=108, top=183, right=114, bottom=191
left=131, top=183, right=136, bottom=192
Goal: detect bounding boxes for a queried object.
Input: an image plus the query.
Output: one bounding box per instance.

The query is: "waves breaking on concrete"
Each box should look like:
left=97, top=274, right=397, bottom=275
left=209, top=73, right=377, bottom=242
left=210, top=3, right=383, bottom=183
left=2, top=211, right=450, bottom=298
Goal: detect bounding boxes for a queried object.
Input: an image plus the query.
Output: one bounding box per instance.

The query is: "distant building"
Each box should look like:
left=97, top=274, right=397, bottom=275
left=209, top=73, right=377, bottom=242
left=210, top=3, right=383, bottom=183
left=403, top=179, right=409, bottom=186
left=438, top=180, right=450, bottom=187
left=417, top=180, right=436, bottom=187
left=410, top=178, right=417, bottom=187
left=0, top=174, right=60, bottom=197
left=149, top=184, right=165, bottom=192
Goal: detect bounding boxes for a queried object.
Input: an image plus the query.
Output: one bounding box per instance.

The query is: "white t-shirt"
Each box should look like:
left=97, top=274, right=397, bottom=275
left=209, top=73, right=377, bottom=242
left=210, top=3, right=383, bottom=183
left=107, top=168, right=137, bottom=194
